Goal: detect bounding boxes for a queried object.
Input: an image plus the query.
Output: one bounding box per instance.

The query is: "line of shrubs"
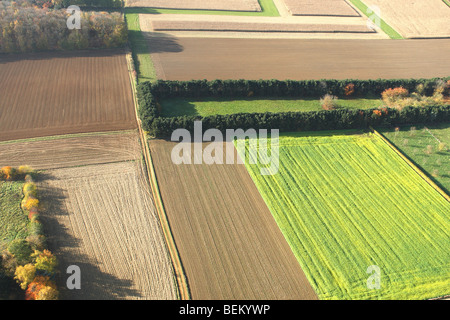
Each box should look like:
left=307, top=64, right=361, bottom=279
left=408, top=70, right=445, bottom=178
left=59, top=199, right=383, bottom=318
left=1, top=167, right=59, bottom=300
left=143, top=78, right=450, bottom=99
left=137, top=78, right=450, bottom=137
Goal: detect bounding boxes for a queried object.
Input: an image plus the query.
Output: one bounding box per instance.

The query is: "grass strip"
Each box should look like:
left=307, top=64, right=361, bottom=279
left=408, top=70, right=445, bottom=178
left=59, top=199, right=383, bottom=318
left=349, top=0, right=403, bottom=39
left=125, top=12, right=157, bottom=83
left=160, top=97, right=383, bottom=117
left=443, top=0, right=450, bottom=7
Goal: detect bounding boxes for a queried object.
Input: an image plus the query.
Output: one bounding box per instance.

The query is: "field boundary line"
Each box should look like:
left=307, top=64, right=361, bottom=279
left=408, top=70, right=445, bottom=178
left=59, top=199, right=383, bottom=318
left=371, top=127, right=450, bottom=202
left=125, top=51, right=191, bottom=300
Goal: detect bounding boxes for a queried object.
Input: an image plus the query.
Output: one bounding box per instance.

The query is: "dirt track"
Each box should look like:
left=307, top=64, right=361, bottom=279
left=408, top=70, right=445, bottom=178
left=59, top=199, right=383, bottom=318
left=148, top=140, right=318, bottom=300
left=149, top=37, right=450, bottom=80
left=0, top=50, right=137, bottom=142
left=40, top=160, right=178, bottom=300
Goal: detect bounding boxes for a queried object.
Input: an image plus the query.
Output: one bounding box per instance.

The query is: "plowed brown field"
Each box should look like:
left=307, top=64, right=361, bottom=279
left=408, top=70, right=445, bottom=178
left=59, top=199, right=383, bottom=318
left=0, top=131, right=141, bottom=170
left=0, top=50, right=137, bottom=142
left=149, top=37, right=450, bottom=80
left=39, top=160, right=178, bottom=300
left=126, top=0, right=262, bottom=11
left=150, top=20, right=374, bottom=33
left=282, top=0, right=360, bottom=17
left=148, top=139, right=318, bottom=300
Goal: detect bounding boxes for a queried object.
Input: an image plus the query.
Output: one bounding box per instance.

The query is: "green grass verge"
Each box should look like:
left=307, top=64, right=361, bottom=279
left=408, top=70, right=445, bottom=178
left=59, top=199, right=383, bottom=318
left=0, top=181, right=28, bottom=247
left=125, top=13, right=157, bottom=83
left=443, top=0, right=450, bottom=7
left=240, top=131, right=450, bottom=300
left=124, top=0, right=280, bottom=16
left=349, top=0, right=403, bottom=39
left=160, top=97, right=384, bottom=117
left=0, top=181, right=27, bottom=299
left=379, top=124, right=450, bottom=195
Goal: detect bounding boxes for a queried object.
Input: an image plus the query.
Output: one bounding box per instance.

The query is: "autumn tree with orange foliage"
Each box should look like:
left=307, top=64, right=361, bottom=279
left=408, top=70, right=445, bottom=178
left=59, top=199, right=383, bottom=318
left=344, top=83, right=355, bottom=97
left=1, top=166, right=15, bottom=180
left=381, top=87, right=409, bottom=107
left=25, top=276, right=58, bottom=300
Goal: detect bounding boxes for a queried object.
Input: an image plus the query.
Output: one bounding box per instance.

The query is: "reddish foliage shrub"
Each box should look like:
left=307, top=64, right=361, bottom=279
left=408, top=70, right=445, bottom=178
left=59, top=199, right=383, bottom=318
left=344, top=83, right=355, bottom=96
left=373, top=110, right=382, bottom=117
left=25, top=276, right=56, bottom=300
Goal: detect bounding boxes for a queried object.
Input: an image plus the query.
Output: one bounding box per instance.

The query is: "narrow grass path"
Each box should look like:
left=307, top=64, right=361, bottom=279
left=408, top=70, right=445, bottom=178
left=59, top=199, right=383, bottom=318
left=125, top=13, right=157, bottom=82
left=348, top=0, right=403, bottom=39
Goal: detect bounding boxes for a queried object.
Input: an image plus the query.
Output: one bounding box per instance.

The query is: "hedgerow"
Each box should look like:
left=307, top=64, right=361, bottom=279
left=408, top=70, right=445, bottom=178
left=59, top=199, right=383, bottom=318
left=137, top=78, right=450, bottom=137
left=0, top=168, right=59, bottom=300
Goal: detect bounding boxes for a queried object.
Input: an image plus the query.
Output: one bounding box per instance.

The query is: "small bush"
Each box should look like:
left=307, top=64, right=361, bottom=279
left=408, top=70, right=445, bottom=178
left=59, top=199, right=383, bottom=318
left=344, top=83, right=355, bottom=96
left=26, top=234, right=46, bottom=251
left=18, top=166, right=34, bottom=176
left=1, top=166, right=16, bottom=181
left=36, top=286, right=59, bottom=300
left=320, top=94, right=339, bottom=110
left=1, top=250, right=18, bottom=276
left=25, top=276, right=57, bottom=300
left=29, top=221, right=44, bottom=236
left=23, top=182, right=37, bottom=198
left=14, top=264, right=36, bottom=290
left=22, top=197, right=39, bottom=212
left=382, top=87, right=409, bottom=109
left=415, top=84, right=425, bottom=95
left=28, top=208, right=39, bottom=220
left=32, top=250, right=58, bottom=275
left=435, top=79, right=447, bottom=94
left=7, top=240, right=33, bottom=265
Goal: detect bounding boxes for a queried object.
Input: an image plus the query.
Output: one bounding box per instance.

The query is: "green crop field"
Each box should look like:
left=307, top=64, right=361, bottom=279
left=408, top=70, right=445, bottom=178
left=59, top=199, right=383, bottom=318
left=160, top=97, right=383, bottom=117
left=0, top=181, right=27, bottom=299
left=0, top=181, right=27, bottom=246
left=240, top=131, right=450, bottom=300
left=379, top=124, right=450, bottom=195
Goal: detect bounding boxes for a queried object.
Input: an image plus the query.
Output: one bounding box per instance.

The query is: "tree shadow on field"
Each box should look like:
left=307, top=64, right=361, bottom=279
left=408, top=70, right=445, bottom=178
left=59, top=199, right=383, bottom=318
left=36, top=172, right=141, bottom=300
left=160, top=99, right=199, bottom=117
left=137, top=32, right=184, bottom=54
